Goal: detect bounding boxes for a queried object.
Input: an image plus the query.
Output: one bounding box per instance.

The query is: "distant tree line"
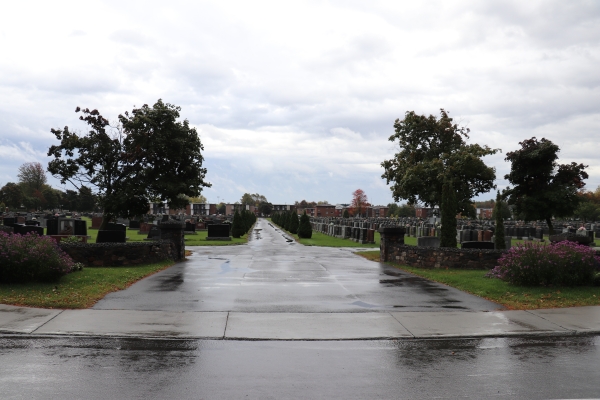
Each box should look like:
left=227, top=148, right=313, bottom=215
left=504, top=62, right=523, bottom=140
left=0, top=162, right=97, bottom=212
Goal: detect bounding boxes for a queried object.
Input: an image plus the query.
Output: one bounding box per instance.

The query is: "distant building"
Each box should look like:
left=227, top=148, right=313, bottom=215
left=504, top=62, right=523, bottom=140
left=476, top=208, right=493, bottom=219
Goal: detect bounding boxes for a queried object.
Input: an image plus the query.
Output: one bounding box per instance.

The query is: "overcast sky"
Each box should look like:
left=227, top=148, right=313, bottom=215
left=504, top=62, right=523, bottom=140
left=1, top=0, right=599, bottom=206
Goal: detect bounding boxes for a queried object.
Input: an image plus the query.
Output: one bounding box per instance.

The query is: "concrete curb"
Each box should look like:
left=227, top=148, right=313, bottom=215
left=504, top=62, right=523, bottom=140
left=1, top=305, right=600, bottom=341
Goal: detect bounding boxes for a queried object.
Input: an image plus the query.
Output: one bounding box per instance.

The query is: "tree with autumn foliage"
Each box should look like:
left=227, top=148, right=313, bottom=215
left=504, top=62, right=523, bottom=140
left=350, top=189, right=370, bottom=217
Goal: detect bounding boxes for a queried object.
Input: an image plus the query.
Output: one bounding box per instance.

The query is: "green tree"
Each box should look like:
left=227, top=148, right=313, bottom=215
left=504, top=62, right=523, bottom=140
left=574, top=202, right=600, bottom=222
left=240, top=193, right=267, bottom=207
left=231, top=210, right=243, bottom=238
left=503, top=137, right=588, bottom=234
left=17, top=162, right=47, bottom=197
left=258, top=201, right=272, bottom=216
left=343, top=209, right=350, bottom=218
left=188, top=194, right=207, bottom=204
left=381, top=109, right=498, bottom=228
left=289, top=212, right=299, bottom=234
left=216, top=202, right=226, bottom=215
left=0, top=183, right=24, bottom=209
left=298, top=211, right=312, bottom=238
left=78, top=186, right=96, bottom=211
left=42, top=186, right=60, bottom=210
left=397, top=204, right=416, bottom=218
left=440, top=179, right=457, bottom=248
left=494, top=191, right=506, bottom=250
left=386, top=203, right=399, bottom=217
left=48, top=100, right=210, bottom=230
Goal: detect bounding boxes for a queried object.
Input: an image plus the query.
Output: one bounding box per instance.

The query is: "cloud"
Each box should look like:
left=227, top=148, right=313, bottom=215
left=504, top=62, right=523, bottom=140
left=0, top=0, right=599, bottom=205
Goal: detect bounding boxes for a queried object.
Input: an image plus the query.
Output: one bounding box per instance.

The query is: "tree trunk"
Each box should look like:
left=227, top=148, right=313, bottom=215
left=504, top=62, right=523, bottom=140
left=545, top=217, right=554, bottom=236
left=99, top=214, right=113, bottom=231
left=440, top=180, right=457, bottom=248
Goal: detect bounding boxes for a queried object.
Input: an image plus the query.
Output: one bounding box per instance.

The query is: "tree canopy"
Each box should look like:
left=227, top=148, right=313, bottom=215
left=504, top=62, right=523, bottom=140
left=503, top=137, right=588, bottom=233
left=48, top=99, right=210, bottom=228
left=240, top=193, right=267, bottom=206
left=381, top=109, right=498, bottom=218
left=0, top=183, right=23, bottom=209
left=17, top=162, right=47, bottom=195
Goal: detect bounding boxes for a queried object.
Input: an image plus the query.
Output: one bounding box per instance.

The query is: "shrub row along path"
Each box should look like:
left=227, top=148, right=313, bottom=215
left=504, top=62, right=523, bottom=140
left=93, top=218, right=501, bottom=313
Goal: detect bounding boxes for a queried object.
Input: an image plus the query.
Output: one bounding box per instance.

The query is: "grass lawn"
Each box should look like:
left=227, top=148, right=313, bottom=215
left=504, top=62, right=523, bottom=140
left=356, top=250, right=600, bottom=310
left=292, top=231, right=380, bottom=248
left=0, top=259, right=176, bottom=309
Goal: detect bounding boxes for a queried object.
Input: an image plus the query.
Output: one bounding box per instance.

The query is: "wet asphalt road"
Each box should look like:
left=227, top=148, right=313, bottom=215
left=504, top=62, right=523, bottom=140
left=94, top=218, right=502, bottom=312
left=2, top=335, right=600, bottom=399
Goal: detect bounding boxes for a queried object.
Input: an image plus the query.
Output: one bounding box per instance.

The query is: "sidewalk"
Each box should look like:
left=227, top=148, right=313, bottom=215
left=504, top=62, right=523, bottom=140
left=1, top=304, right=600, bottom=340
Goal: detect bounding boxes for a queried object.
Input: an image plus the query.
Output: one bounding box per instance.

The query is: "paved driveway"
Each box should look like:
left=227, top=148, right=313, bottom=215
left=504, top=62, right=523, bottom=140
left=93, top=218, right=502, bottom=312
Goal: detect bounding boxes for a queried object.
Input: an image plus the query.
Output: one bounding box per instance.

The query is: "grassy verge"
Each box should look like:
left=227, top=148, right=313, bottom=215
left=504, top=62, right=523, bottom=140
left=293, top=231, right=380, bottom=248
left=0, top=259, right=175, bottom=309
left=355, top=250, right=600, bottom=310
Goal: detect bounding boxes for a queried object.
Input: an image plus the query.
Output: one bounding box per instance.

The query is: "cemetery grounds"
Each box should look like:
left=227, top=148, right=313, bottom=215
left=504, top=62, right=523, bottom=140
left=1, top=216, right=599, bottom=310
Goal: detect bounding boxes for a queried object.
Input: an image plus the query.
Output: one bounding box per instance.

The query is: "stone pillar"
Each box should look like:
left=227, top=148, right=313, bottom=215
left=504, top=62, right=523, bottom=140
left=379, top=227, right=405, bottom=262
left=159, top=220, right=185, bottom=261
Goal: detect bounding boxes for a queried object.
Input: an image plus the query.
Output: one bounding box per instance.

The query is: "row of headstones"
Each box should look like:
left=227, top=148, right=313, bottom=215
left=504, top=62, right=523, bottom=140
left=310, top=222, right=375, bottom=244
left=1, top=216, right=88, bottom=237
left=318, top=217, right=598, bottom=238
left=91, top=214, right=231, bottom=233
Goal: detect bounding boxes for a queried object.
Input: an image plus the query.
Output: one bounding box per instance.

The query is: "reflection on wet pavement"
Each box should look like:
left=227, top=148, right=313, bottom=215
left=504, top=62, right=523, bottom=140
left=94, top=218, right=503, bottom=312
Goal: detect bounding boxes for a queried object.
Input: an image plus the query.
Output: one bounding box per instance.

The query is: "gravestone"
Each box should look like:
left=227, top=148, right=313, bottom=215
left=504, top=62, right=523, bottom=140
left=2, top=217, right=16, bottom=227
left=73, top=219, right=87, bottom=236
left=91, top=217, right=102, bottom=229
left=129, top=220, right=141, bottom=229
left=97, top=230, right=126, bottom=243
left=207, top=224, right=231, bottom=240
left=146, top=225, right=161, bottom=240
left=139, top=223, right=152, bottom=234
left=185, top=222, right=196, bottom=232
left=97, top=222, right=126, bottom=243
left=19, top=225, right=44, bottom=236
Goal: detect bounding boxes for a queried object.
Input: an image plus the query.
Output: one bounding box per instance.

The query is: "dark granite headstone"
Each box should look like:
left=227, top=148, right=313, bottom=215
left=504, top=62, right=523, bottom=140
left=2, top=217, right=16, bottom=227
left=129, top=220, right=141, bottom=229
left=73, top=219, right=87, bottom=236
left=106, top=223, right=126, bottom=232
left=185, top=222, right=196, bottom=232
left=207, top=224, right=231, bottom=239
left=147, top=225, right=161, bottom=240
left=19, top=225, right=44, bottom=236
left=97, top=230, right=126, bottom=243
left=47, top=219, right=59, bottom=235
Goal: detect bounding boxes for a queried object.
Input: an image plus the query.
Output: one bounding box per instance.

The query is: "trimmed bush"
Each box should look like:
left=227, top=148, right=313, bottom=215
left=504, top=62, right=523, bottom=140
left=298, top=211, right=312, bottom=238
left=488, top=240, right=600, bottom=286
left=289, top=212, right=299, bottom=234
left=231, top=210, right=243, bottom=238
left=0, top=232, right=75, bottom=283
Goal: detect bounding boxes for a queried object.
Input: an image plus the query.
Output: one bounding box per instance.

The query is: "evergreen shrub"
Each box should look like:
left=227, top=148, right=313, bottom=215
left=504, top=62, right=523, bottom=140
left=298, top=212, right=312, bottom=238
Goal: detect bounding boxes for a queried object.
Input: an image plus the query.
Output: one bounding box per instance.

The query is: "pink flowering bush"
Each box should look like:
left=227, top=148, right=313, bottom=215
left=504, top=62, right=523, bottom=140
left=488, top=240, right=600, bottom=286
left=0, top=231, right=75, bottom=283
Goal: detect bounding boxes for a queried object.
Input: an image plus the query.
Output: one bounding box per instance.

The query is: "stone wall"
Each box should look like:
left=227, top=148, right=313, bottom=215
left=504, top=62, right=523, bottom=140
left=379, top=227, right=504, bottom=270
left=59, top=241, right=175, bottom=267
